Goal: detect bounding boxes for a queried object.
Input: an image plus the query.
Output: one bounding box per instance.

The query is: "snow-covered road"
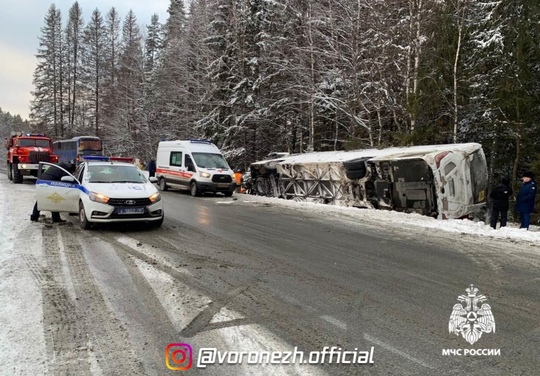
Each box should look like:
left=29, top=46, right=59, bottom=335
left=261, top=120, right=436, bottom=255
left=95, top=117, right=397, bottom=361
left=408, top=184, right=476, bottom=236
left=1, top=172, right=539, bottom=376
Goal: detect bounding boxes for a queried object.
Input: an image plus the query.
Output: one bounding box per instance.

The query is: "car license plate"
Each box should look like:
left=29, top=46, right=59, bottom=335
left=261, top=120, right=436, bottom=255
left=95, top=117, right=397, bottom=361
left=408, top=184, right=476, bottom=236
left=117, top=207, right=145, bottom=215
left=217, top=183, right=229, bottom=188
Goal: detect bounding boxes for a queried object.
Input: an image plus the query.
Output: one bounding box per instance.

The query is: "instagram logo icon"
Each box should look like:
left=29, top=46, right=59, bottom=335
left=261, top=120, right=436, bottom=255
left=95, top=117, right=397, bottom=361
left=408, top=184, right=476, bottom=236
left=166, top=343, right=193, bottom=370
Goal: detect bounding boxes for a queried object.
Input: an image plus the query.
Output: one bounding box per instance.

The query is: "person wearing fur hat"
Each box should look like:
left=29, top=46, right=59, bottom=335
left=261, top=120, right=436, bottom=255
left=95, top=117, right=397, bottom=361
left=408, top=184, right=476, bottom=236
left=489, top=177, right=513, bottom=229
left=515, top=171, right=537, bottom=229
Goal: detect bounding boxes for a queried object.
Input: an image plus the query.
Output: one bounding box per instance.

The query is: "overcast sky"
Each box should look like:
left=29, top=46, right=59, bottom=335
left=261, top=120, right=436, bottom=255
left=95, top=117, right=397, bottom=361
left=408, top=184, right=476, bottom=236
left=0, top=0, right=171, bottom=119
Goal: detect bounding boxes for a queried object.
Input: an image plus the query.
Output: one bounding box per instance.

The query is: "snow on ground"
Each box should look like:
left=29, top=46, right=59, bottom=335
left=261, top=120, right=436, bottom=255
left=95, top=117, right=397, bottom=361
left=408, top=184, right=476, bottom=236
left=254, top=143, right=480, bottom=164
left=0, top=176, right=48, bottom=375
left=1, top=174, right=539, bottom=373
left=235, top=194, right=540, bottom=245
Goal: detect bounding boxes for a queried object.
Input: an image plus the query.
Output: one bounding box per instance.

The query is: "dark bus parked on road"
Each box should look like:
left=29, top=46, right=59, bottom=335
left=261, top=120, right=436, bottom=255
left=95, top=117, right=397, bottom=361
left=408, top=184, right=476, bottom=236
left=53, top=136, right=103, bottom=170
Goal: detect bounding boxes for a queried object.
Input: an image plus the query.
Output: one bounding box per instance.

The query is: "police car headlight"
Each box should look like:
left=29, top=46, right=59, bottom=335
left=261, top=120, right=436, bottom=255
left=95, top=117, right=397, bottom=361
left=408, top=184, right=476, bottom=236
left=199, top=172, right=211, bottom=178
left=89, top=192, right=110, bottom=204
left=149, top=192, right=161, bottom=203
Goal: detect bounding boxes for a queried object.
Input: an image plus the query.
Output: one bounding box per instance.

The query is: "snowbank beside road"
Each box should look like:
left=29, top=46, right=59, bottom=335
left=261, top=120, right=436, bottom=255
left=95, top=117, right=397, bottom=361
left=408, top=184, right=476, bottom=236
left=0, top=176, right=48, bottom=375
left=235, top=194, right=540, bottom=245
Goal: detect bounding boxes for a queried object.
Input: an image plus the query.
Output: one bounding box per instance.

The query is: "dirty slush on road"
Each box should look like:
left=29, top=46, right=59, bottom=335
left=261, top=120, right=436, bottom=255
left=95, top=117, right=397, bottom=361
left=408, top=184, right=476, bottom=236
left=25, top=217, right=336, bottom=376
left=4, top=170, right=539, bottom=376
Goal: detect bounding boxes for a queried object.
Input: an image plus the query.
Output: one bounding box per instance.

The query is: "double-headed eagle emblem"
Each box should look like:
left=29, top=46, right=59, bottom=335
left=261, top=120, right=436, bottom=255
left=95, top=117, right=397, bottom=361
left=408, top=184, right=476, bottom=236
left=448, top=284, right=495, bottom=345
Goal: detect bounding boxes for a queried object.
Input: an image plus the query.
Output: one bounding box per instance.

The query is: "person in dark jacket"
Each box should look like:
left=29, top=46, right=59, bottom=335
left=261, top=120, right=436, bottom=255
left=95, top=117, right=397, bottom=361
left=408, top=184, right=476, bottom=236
left=489, top=177, right=513, bottom=229
left=148, top=159, right=156, bottom=178
left=30, top=163, right=72, bottom=223
left=514, top=171, right=537, bottom=230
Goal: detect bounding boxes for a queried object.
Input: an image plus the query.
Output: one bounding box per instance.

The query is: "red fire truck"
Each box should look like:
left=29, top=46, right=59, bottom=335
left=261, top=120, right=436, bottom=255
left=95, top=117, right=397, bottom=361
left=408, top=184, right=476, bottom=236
left=5, top=132, right=58, bottom=183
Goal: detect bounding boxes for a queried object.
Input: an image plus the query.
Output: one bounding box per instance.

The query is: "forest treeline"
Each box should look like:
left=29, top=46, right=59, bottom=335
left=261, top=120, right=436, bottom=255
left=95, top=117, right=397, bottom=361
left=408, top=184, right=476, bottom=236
left=18, top=0, right=540, bottom=179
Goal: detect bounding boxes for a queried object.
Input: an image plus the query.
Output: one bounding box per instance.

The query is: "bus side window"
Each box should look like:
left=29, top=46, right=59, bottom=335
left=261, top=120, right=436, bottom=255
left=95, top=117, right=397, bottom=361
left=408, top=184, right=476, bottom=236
left=444, top=162, right=456, bottom=175
left=449, top=178, right=455, bottom=196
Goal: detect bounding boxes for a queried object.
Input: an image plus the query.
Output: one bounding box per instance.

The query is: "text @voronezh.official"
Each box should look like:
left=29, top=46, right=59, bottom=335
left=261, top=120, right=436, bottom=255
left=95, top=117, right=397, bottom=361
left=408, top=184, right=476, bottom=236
left=166, top=343, right=375, bottom=370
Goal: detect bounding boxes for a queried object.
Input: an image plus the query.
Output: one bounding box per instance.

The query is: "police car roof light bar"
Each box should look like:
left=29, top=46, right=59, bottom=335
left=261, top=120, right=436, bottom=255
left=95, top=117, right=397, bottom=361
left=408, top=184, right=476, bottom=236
left=109, top=156, right=134, bottom=163
left=83, top=155, right=110, bottom=161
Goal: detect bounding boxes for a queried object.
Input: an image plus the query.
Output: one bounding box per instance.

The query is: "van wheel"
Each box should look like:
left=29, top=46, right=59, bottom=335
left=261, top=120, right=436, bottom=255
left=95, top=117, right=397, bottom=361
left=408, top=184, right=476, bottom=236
left=190, top=181, right=200, bottom=197
left=79, top=202, right=92, bottom=230
left=159, top=177, right=168, bottom=191
left=224, top=191, right=233, bottom=197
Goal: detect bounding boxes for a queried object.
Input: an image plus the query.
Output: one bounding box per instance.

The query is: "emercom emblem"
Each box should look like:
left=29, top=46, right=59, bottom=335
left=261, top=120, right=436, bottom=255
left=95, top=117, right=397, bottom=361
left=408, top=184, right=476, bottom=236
left=449, top=284, right=495, bottom=345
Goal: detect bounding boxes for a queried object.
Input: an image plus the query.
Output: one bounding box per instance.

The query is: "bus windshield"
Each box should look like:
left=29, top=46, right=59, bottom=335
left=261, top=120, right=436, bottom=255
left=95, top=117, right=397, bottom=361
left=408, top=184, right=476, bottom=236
left=79, top=139, right=102, bottom=152
left=469, top=149, right=488, bottom=204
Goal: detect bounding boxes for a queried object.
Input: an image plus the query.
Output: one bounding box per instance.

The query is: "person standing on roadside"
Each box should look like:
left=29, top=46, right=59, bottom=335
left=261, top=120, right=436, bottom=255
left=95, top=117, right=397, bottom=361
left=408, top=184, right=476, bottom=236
left=515, top=171, right=537, bottom=230
left=489, top=177, right=513, bottom=229
left=148, top=159, right=156, bottom=178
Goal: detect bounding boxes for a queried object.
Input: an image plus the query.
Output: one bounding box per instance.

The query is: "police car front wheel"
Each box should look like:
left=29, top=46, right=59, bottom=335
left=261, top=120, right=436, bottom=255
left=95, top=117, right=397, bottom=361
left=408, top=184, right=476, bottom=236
left=79, top=202, right=92, bottom=230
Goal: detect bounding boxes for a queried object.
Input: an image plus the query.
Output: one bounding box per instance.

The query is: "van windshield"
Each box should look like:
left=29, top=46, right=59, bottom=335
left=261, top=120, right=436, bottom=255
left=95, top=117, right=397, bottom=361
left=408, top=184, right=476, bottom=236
left=192, top=153, right=229, bottom=169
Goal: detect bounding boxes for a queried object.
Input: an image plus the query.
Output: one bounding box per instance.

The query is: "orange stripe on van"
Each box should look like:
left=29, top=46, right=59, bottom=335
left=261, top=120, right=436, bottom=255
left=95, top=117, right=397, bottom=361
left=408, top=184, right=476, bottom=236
left=156, top=168, right=194, bottom=178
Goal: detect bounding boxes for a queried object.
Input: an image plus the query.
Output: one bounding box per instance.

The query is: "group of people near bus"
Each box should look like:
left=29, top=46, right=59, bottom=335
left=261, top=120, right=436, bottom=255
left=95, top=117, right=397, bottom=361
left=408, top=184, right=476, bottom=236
left=489, top=171, right=537, bottom=230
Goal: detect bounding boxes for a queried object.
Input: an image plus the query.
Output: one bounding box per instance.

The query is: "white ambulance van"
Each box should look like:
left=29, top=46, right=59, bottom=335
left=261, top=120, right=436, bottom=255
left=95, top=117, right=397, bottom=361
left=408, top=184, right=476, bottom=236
left=155, top=139, right=236, bottom=196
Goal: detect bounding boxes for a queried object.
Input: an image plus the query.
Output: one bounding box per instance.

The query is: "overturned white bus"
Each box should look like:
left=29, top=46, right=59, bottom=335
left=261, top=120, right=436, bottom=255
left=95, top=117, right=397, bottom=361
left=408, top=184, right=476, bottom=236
left=248, top=143, right=488, bottom=219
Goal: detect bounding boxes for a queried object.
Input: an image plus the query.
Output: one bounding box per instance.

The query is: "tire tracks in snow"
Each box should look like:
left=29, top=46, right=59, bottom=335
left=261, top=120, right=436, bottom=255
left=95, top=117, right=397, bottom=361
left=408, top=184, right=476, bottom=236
left=39, top=224, right=92, bottom=376
left=37, top=224, right=147, bottom=375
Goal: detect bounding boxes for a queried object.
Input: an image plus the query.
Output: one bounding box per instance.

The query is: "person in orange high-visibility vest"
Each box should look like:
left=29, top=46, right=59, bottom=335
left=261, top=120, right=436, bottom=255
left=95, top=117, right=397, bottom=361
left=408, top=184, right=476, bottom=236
left=234, top=170, right=243, bottom=193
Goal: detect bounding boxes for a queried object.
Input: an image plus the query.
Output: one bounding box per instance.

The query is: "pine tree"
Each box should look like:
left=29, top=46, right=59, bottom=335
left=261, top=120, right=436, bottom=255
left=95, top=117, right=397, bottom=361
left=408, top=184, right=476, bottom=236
left=81, top=8, right=107, bottom=135
left=65, top=1, right=84, bottom=131
left=197, top=0, right=241, bottom=146
left=112, top=10, right=145, bottom=155
left=30, top=5, right=63, bottom=136
left=158, top=0, right=190, bottom=139
left=101, top=7, right=122, bottom=132
left=144, top=14, right=163, bottom=74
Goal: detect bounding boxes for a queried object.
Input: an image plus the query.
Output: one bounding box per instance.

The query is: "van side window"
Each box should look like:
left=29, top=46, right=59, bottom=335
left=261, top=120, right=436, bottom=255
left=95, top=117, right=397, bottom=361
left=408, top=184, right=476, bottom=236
left=185, top=155, right=196, bottom=172
left=170, top=152, right=183, bottom=167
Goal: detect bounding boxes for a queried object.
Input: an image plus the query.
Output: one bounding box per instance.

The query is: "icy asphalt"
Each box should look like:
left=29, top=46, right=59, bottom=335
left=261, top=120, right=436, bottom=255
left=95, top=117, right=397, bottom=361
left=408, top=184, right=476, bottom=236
left=0, top=171, right=539, bottom=375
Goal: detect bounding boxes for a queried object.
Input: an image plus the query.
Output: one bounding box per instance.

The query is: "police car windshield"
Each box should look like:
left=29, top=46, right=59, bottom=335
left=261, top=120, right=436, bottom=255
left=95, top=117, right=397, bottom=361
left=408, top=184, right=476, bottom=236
left=87, top=165, right=146, bottom=183
left=192, top=153, right=229, bottom=169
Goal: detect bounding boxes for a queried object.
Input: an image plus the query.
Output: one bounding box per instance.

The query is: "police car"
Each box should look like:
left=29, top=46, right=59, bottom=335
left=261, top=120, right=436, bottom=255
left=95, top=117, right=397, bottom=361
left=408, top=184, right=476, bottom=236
left=36, top=156, right=164, bottom=229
